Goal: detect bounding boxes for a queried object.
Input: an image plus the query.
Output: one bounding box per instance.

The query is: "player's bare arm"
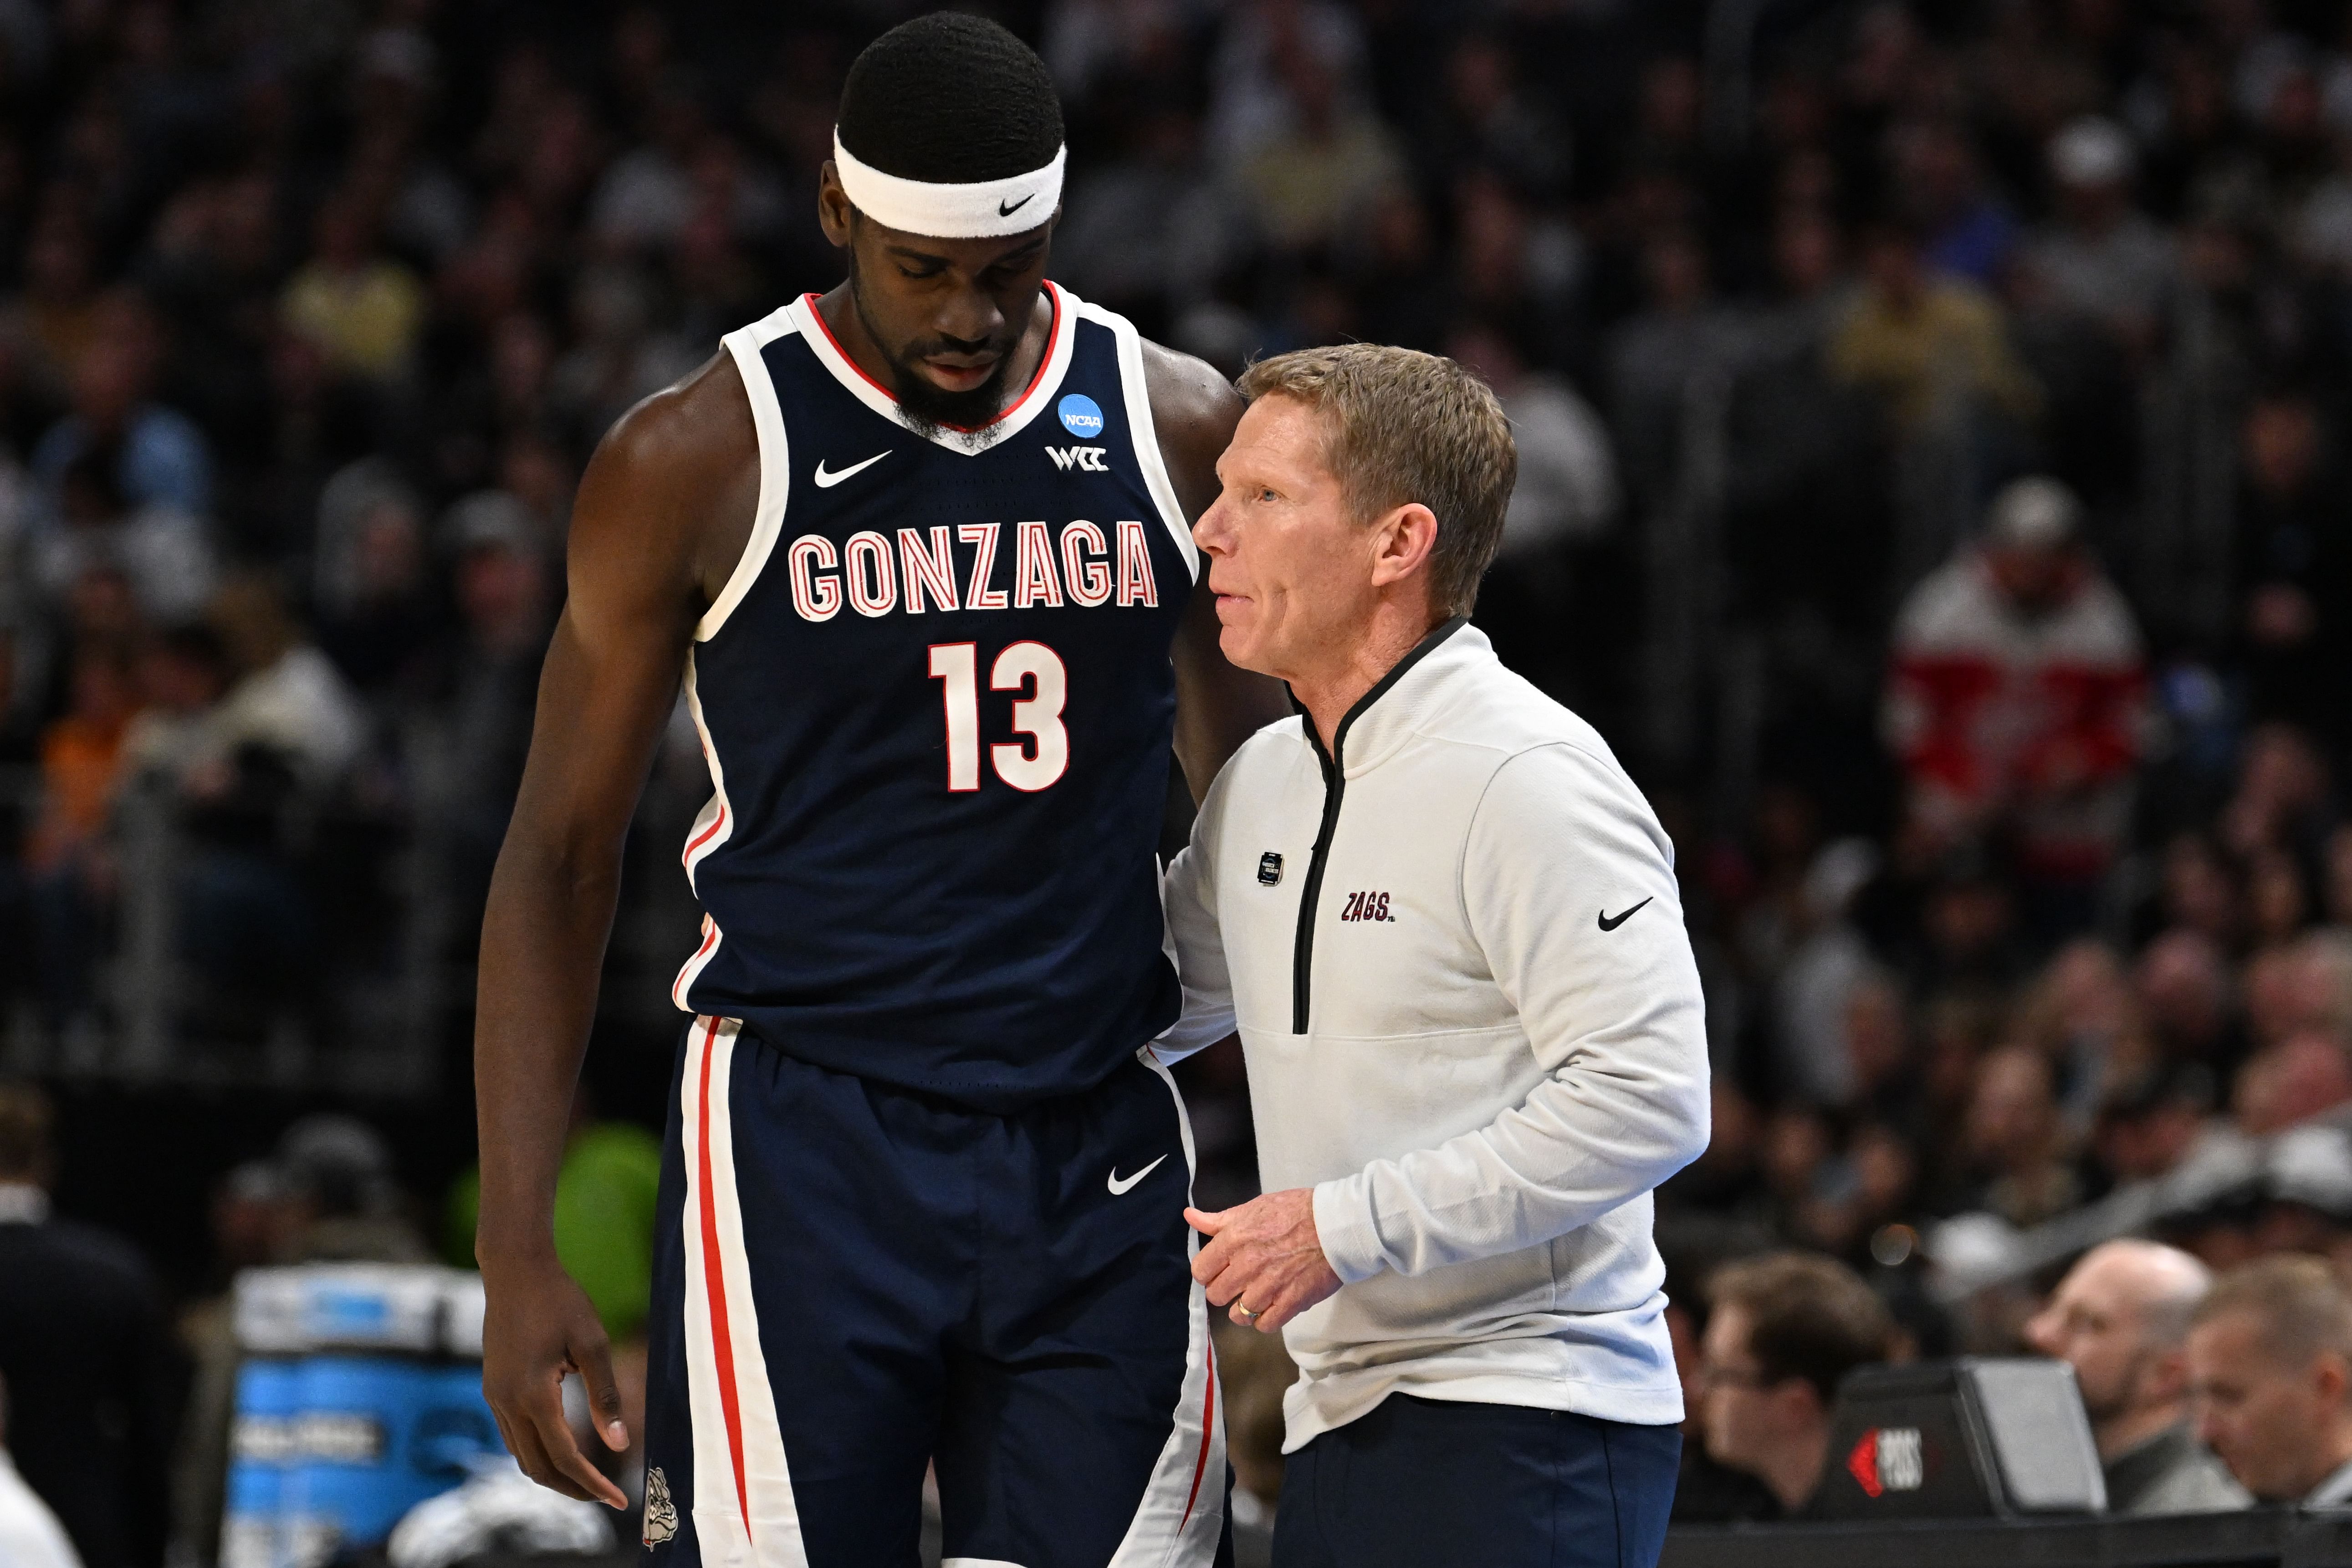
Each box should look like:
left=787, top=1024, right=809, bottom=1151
left=1145, top=340, right=1291, bottom=800
left=472, top=353, right=756, bottom=1507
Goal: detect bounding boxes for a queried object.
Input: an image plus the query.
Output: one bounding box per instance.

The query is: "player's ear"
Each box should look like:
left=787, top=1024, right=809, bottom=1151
left=817, top=165, right=855, bottom=248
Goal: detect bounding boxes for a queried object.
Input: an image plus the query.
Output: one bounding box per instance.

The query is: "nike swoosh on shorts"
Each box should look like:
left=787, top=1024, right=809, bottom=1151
left=1107, top=1154, right=1169, bottom=1195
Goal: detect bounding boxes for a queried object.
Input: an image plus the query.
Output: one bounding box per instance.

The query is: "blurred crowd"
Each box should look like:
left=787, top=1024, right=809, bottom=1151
left=7, top=0, right=2352, bottom=1561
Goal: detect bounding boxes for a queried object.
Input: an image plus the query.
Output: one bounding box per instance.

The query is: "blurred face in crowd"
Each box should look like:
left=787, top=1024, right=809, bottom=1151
left=2233, top=1032, right=2352, bottom=1136
left=2023, top=1243, right=2201, bottom=1456
left=1193, top=394, right=1433, bottom=689
left=2094, top=1095, right=2203, bottom=1183
left=1984, top=539, right=2082, bottom=614
left=2135, top=928, right=2229, bottom=1054
left=1773, top=209, right=1841, bottom=299
left=1699, top=1303, right=1824, bottom=1486
left=818, top=169, right=1054, bottom=433
left=459, top=542, right=548, bottom=652
left=1966, top=1047, right=2057, bottom=1171
left=1861, top=230, right=1924, bottom=309
left=2242, top=396, right=2320, bottom=501
left=2189, top=1308, right=2352, bottom=1500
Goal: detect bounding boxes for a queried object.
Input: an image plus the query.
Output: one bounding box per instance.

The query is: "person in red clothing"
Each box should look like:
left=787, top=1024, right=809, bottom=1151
left=1883, top=476, right=2147, bottom=935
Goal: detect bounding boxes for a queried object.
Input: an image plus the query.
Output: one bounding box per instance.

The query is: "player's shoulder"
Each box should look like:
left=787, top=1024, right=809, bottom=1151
left=569, top=347, right=759, bottom=586
left=595, top=347, right=757, bottom=480
left=1137, top=335, right=1242, bottom=465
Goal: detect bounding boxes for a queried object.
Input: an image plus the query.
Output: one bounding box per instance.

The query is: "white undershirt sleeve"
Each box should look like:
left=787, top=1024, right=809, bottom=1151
left=1155, top=777, right=1235, bottom=1065
left=1311, top=742, right=1711, bottom=1283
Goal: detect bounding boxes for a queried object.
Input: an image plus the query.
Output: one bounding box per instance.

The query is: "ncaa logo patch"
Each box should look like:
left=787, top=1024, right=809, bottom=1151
left=1058, top=393, right=1105, bottom=438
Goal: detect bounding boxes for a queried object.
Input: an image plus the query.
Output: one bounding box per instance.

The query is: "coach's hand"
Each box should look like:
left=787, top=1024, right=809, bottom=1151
left=1186, top=1188, right=1342, bottom=1333
left=480, top=1258, right=631, bottom=1507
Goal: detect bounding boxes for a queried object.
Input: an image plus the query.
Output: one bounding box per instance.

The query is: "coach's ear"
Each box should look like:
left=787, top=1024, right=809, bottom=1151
left=1367, top=501, right=1439, bottom=594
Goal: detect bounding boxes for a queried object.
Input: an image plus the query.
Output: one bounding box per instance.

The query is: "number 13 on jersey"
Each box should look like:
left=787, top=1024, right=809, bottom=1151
left=929, top=642, right=1069, bottom=793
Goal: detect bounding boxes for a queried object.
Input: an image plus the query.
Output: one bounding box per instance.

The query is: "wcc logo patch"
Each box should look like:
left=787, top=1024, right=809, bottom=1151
left=1047, top=444, right=1109, bottom=472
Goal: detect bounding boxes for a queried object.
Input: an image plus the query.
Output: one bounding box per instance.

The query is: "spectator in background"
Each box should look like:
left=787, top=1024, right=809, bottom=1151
left=119, top=626, right=232, bottom=786
left=2093, top=1065, right=2222, bottom=1187
left=277, top=195, right=426, bottom=385
left=1962, top=1045, right=2082, bottom=1226
left=30, top=292, right=211, bottom=521
left=1681, top=1251, right=1897, bottom=1521
left=203, top=574, right=367, bottom=787
left=1051, top=104, right=1237, bottom=325
left=2023, top=1240, right=2250, bottom=1514
left=1447, top=320, right=1618, bottom=703
left=547, top=264, right=699, bottom=453
left=0, top=1082, right=176, bottom=1568
left=2188, top=1254, right=2352, bottom=1504
left=1901, top=119, right=2020, bottom=288
left=1236, top=46, right=1403, bottom=255
left=424, top=491, right=552, bottom=923
left=2232, top=390, right=2350, bottom=745
left=34, top=448, right=215, bottom=627
left=1828, top=218, right=2041, bottom=434
left=2135, top=928, right=2243, bottom=1074
left=27, top=642, right=138, bottom=1030
left=2256, top=1125, right=2352, bottom=1260
left=0, top=1372, right=82, bottom=1568
left=2023, top=117, right=2179, bottom=355
left=1883, top=476, right=2147, bottom=936
left=310, top=458, right=439, bottom=699
left=2232, top=1028, right=2352, bottom=1135
left=1447, top=322, right=1618, bottom=562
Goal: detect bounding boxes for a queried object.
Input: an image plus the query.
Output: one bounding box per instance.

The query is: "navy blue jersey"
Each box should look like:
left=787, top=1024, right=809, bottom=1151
left=671, top=283, right=1198, bottom=1109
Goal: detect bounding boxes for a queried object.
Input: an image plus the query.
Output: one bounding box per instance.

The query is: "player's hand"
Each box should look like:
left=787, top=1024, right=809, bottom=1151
left=479, top=1255, right=631, bottom=1507
left=1186, top=1188, right=1342, bottom=1333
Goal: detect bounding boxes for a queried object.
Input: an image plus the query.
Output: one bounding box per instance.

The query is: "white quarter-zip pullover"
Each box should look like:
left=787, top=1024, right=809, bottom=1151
left=1160, top=621, right=1709, bottom=1450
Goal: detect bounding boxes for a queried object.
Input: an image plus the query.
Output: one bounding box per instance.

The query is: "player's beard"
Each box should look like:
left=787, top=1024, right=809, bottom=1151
left=849, top=258, right=1018, bottom=443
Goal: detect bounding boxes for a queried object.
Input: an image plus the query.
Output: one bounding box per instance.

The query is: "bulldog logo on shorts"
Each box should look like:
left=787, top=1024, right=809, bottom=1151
left=642, top=1466, right=679, bottom=1546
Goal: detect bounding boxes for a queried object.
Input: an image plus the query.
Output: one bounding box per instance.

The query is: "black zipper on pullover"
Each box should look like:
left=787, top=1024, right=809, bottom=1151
left=1289, top=617, right=1468, bottom=1034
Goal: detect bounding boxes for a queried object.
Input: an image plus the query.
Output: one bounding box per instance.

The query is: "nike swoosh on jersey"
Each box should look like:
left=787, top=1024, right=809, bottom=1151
left=1598, top=897, right=1654, bottom=932
left=813, top=449, right=891, bottom=488
left=1107, top=1154, right=1169, bottom=1195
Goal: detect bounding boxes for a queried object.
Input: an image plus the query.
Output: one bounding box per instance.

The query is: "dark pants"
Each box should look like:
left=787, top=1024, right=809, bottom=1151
left=1272, top=1394, right=1681, bottom=1568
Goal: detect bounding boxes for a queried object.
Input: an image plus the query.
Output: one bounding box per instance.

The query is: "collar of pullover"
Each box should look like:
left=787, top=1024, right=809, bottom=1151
left=1289, top=615, right=1478, bottom=780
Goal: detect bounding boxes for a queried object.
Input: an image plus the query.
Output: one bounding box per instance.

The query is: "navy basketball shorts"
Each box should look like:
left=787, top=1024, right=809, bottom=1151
left=1270, top=1394, right=1680, bottom=1568
left=640, top=1017, right=1230, bottom=1568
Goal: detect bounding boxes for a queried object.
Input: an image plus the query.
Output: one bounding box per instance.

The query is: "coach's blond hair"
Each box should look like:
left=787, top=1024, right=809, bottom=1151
left=1237, top=343, right=1516, bottom=618
left=2195, top=1254, right=2352, bottom=1366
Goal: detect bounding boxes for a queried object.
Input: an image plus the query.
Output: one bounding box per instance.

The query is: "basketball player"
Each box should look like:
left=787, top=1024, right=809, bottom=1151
left=470, top=17, right=1279, bottom=1568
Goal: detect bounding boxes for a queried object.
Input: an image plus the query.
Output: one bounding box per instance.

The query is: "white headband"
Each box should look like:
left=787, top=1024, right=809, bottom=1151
left=832, top=129, right=1065, bottom=239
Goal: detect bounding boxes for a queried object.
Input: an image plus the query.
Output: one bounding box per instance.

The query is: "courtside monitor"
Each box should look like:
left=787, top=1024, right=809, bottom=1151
left=1815, top=1358, right=2108, bottom=1519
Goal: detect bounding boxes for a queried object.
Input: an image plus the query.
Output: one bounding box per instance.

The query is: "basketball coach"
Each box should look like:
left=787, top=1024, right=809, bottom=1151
left=1160, top=342, right=1710, bottom=1567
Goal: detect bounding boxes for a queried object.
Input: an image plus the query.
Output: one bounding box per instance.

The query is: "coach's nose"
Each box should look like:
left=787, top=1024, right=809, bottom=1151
left=1193, top=491, right=1236, bottom=558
